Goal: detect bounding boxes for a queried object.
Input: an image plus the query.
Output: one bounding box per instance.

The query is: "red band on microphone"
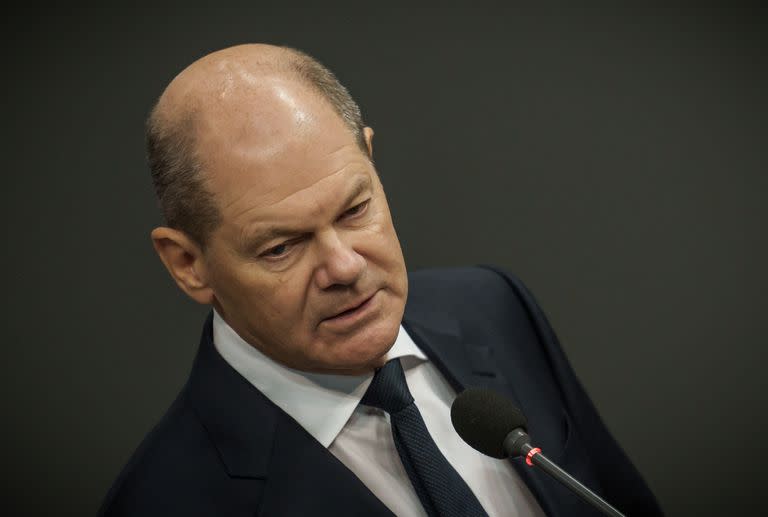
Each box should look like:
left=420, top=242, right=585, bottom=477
left=525, top=447, right=541, bottom=466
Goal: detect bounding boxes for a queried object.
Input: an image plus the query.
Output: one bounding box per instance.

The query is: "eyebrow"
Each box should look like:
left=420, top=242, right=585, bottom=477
left=242, top=175, right=373, bottom=253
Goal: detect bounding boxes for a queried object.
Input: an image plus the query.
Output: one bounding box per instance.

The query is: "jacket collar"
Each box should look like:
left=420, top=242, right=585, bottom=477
left=402, top=298, right=519, bottom=403
left=187, top=312, right=277, bottom=478
left=185, top=312, right=395, bottom=514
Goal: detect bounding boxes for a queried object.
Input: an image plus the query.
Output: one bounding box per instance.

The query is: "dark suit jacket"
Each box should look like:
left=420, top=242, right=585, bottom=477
left=99, top=266, right=662, bottom=516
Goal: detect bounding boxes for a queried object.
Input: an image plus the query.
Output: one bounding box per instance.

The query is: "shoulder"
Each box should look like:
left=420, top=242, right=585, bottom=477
left=406, top=265, right=539, bottom=324
left=407, top=264, right=513, bottom=287
left=98, top=388, right=263, bottom=516
left=404, top=265, right=561, bottom=371
left=407, top=264, right=523, bottom=303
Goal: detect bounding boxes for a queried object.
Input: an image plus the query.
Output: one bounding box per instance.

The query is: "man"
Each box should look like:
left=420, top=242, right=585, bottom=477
left=99, top=44, right=662, bottom=516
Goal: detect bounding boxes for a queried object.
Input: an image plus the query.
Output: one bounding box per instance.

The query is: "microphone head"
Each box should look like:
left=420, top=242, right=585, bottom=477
left=450, top=387, right=527, bottom=459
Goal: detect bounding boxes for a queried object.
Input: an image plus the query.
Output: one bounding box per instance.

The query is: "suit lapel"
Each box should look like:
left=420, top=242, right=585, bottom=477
left=188, top=313, right=393, bottom=516
left=187, top=313, right=274, bottom=478
left=401, top=318, right=508, bottom=394
left=258, top=410, right=394, bottom=516
left=402, top=311, right=523, bottom=410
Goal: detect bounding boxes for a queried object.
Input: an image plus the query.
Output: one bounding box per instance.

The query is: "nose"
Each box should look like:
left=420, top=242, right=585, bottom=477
left=314, top=231, right=366, bottom=290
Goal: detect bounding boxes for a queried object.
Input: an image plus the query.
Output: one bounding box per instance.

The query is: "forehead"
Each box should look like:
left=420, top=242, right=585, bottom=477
left=227, top=146, right=373, bottom=234
left=194, top=79, right=371, bottom=232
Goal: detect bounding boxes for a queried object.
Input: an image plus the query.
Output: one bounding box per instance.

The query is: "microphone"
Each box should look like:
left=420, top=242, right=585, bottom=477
left=451, top=388, right=626, bottom=517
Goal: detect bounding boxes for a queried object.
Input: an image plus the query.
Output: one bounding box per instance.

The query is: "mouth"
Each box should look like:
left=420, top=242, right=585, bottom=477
left=321, top=291, right=380, bottom=330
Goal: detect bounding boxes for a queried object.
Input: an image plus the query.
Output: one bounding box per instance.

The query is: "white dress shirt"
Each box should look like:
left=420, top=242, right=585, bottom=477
left=213, top=310, right=545, bottom=517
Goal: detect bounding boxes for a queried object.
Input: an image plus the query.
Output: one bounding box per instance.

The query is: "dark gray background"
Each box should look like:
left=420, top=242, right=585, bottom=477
left=2, top=4, right=765, bottom=516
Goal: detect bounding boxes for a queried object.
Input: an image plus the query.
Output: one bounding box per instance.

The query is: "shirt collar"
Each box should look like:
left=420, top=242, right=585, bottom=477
left=212, top=309, right=427, bottom=448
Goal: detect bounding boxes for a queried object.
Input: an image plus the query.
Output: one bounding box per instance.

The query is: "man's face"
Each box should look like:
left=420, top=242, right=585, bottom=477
left=197, top=81, right=408, bottom=374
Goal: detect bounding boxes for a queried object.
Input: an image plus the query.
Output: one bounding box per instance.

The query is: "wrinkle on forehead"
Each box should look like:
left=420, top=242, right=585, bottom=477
left=233, top=170, right=375, bottom=252
left=224, top=150, right=369, bottom=223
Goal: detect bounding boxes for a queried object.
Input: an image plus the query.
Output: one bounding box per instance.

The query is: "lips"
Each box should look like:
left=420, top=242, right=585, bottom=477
left=318, top=290, right=382, bottom=333
left=327, top=293, right=375, bottom=320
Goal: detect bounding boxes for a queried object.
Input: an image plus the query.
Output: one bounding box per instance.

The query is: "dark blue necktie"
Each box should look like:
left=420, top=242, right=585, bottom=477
left=361, top=359, right=488, bottom=517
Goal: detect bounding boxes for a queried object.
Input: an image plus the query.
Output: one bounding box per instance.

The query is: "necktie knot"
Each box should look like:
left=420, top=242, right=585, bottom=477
left=361, top=359, right=414, bottom=414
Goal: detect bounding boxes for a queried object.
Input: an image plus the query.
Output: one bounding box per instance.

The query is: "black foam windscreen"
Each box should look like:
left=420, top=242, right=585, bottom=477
left=450, top=387, right=528, bottom=459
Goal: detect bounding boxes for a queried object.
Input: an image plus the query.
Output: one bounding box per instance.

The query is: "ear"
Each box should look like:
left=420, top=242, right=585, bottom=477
left=150, top=227, right=214, bottom=305
left=363, top=126, right=374, bottom=158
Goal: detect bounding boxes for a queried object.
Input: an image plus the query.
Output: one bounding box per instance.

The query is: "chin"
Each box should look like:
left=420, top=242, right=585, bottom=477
left=328, top=314, right=401, bottom=372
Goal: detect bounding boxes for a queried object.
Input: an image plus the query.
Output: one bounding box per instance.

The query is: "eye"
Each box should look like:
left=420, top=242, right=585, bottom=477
left=261, top=242, right=292, bottom=259
left=341, top=199, right=370, bottom=219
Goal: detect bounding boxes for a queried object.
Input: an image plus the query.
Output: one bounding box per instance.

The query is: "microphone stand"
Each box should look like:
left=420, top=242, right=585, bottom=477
left=504, top=429, right=625, bottom=517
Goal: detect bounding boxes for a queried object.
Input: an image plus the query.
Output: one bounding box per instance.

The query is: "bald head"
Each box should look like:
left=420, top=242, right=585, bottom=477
left=147, top=44, right=367, bottom=247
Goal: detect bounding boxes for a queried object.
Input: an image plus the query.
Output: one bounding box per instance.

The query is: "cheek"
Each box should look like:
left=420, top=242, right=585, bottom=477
left=211, top=265, right=303, bottom=324
left=366, top=218, right=405, bottom=269
left=259, top=267, right=320, bottom=331
left=263, top=283, right=307, bottom=324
